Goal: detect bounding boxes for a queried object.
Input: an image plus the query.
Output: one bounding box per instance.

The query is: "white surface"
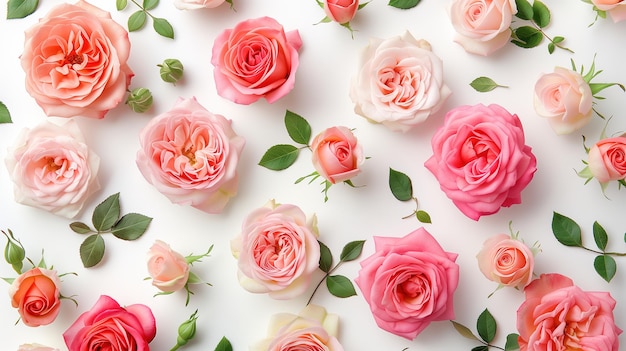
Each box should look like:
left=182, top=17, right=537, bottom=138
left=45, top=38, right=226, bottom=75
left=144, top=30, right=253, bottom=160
left=1, top=0, right=626, bottom=350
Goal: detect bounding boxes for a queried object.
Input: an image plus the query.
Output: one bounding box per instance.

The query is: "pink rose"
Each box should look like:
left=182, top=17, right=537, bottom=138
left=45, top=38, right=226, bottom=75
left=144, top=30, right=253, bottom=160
left=231, top=200, right=320, bottom=299
left=174, top=0, right=226, bottom=10
left=517, top=273, right=621, bottom=351
left=591, top=0, right=626, bottom=22
left=324, top=0, right=359, bottom=24
left=450, top=0, right=517, bottom=56
left=9, top=268, right=62, bottom=327
left=355, top=228, right=459, bottom=340
left=17, top=344, right=59, bottom=351
left=534, top=67, right=593, bottom=135
left=424, top=103, right=537, bottom=220
left=250, top=304, right=344, bottom=351
left=5, top=120, right=100, bottom=218
left=310, top=126, right=364, bottom=184
left=350, top=31, right=451, bottom=132
left=587, top=136, right=626, bottom=183
left=20, top=1, right=133, bottom=118
left=63, top=295, right=156, bottom=351
left=211, top=17, right=302, bottom=105
left=476, top=233, right=534, bottom=289
left=146, top=240, right=190, bottom=293
left=136, top=97, right=245, bottom=214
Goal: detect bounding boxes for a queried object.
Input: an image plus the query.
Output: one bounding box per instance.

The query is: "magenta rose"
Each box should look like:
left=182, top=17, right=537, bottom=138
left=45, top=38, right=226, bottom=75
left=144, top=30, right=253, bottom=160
left=355, top=228, right=459, bottom=340
left=424, top=103, right=537, bottom=220
left=211, top=17, right=302, bottom=105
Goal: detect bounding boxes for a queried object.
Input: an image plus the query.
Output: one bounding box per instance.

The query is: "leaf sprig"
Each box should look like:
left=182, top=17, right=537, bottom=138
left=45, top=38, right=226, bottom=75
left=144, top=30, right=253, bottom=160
left=511, top=0, right=572, bottom=54
left=470, top=77, right=508, bottom=93
left=452, top=309, right=520, bottom=351
left=117, top=0, right=174, bottom=39
left=388, top=168, right=431, bottom=223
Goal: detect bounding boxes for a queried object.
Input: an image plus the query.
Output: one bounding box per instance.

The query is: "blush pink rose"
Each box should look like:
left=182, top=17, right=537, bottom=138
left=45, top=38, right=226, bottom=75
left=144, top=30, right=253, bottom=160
left=136, top=97, right=245, bottom=214
left=9, top=268, right=62, bottom=327
left=5, top=119, right=100, bottom=218
left=20, top=1, right=133, bottom=118
left=587, top=136, right=626, bottom=183
left=174, top=0, right=226, bottom=10
left=211, top=17, right=302, bottom=105
left=534, top=67, right=593, bottom=135
left=63, top=295, right=156, bottom=351
left=591, top=0, right=626, bottom=22
left=231, top=199, right=320, bottom=299
left=476, top=233, right=534, bottom=289
left=17, top=344, right=59, bottom=351
left=324, top=0, right=359, bottom=24
left=424, top=103, right=537, bottom=221
left=146, top=240, right=190, bottom=293
left=450, top=0, right=517, bottom=56
left=350, top=31, right=451, bottom=132
left=310, top=126, right=364, bottom=184
left=355, top=228, right=459, bottom=340
left=517, top=273, right=621, bottom=351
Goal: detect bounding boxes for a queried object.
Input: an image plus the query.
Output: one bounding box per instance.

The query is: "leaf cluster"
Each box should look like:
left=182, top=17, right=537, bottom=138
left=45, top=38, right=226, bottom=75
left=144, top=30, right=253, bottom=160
left=388, top=168, right=431, bottom=223
left=511, top=0, right=571, bottom=54
left=117, top=0, right=174, bottom=39
left=6, top=0, right=39, bottom=19
left=452, top=309, right=520, bottom=351
left=470, top=77, right=508, bottom=93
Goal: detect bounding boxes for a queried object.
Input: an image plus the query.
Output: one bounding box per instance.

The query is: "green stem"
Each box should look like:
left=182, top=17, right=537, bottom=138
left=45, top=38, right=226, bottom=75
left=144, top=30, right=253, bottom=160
left=531, top=22, right=574, bottom=53
left=581, top=246, right=626, bottom=256
left=306, top=261, right=344, bottom=305
left=401, top=197, right=419, bottom=219
left=130, top=0, right=156, bottom=19
left=169, top=345, right=180, bottom=351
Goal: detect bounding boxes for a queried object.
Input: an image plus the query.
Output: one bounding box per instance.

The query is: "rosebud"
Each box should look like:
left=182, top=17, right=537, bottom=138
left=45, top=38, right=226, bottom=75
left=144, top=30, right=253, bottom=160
left=158, top=59, right=184, bottom=85
left=126, top=88, right=153, bottom=113
left=324, top=0, right=359, bottom=24
left=3, top=229, right=25, bottom=274
left=170, top=310, right=198, bottom=351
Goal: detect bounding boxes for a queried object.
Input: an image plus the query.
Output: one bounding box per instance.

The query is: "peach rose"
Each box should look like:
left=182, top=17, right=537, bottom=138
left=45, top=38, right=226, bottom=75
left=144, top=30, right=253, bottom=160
left=17, top=344, right=59, bottom=351
left=476, top=233, right=534, bottom=289
left=592, top=0, right=626, bottom=22
left=146, top=240, right=190, bottom=293
left=5, top=119, right=100, bottom=218
left=587, top=136, right=626, bottom=183
left=324, top=0, right=359, bottom=24
left=534, top=67, right=593, bottom=135
left=450, top=0, right=517, bottom=56
left=174, top=0, right=226, bottom=9
left=350, top=31, right=451, bottom=132
left=517, top=273, right=621, bottom=351
left=211, top=17, right=302, bottom=105
left=9, top=267, right=62, bottom=327
left=231, top=200, right=320, bottom=299
left=136, top=97, right=245, bottom=214
left=20, top=1, right=133, bottom=118
left=310, top=126, right=364, bottom=184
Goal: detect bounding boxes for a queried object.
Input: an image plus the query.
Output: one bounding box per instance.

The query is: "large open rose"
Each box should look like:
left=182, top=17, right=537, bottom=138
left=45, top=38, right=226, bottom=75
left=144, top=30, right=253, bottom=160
left=9, top=268, right=62, bottom=327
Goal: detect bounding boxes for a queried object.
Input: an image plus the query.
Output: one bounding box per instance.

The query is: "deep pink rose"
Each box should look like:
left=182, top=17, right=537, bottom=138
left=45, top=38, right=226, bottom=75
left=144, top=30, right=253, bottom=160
left=355, top=228, right=459, bottom=340
left=146, top=240, right=190, bottom=293
left=63, top=295, right=156, bottom=351
left=211, top=17, right=302, bottom=105
left=591, top=0, right=626, bottom=22
left=517, top=273, right=621, bottom=351
left=476, top=233, right=534, bottom=289
left=20, top=0, right=133, bottom=118
left=310, top=126, right=364, bottom=184
left=424, top=103, right=537, bottom=220
left=136, top=97, right=245, bottom=214
left=324, top=0, right=359, bottom=24
left=9, top=268, right=62, bottom=327
left=587, top=136, right=626, bottom=183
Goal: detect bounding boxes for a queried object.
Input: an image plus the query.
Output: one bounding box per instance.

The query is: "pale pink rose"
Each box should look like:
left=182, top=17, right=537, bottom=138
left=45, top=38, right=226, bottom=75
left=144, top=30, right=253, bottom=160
left=592, top=0, right=626, bottom=22
left=587, top=136, right=626, bottom=183
left=355, top=228, right=459, bottom=340
left=136, top=97, right=245, bottom=214
left=9, top=268, right=62, bottom=327
left=5, top=120, right=100, bottom=218
left=324, top=0, right=359, bottom=24
left=424, top=104, right=537, bottom=221
left=231, top=199, right=320, bottom=299
left=517, top=273, right=621, bottom=351
left=476, top=233, right=534, bottom=289
left=146, top=240, right=190, bottom=293
left=250, top=304, right=344, bottom=351
left=211, top=17, right=302, bottom=105
left=310, top=126, right=364, bottom=184
left=17, top=344, right=60, bottom=351
left=534, top=67, right=593, bottom=135
left=174, top=0, right=226, bottom=10
left=63, top=295, right=156, bottom=351
left=350, top=31, right=451, bottom=132
left=450, top=0, right=517, bottom=56
left=20, top=1, right=133, bottom=118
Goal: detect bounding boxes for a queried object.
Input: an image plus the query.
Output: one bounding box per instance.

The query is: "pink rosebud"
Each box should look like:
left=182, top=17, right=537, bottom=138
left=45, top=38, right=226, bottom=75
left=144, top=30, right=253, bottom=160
left=9, top=268, right=62, bottom=327
left=146, top=240, right=190, bottom=293
left=476, top=233, right=534, bottom=289
left=324, top=0, right=359, bottom=24
left=587, top=136, right=626, bottom=183
left=310, top=126, right=364, bottom=184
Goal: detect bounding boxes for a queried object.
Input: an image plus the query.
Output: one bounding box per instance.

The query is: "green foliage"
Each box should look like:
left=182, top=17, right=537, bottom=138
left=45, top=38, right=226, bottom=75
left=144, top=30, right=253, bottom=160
left=326, top=275, right=357, bottom=298
left=470, top=77, right=508, bottom=92
left=0, top=102, right=12, bottom=123
left=476, top=309, right=496, bottom=344
left=551, top=212, right=582, bottom=247
left=388, top=168, right=432, bottom=223
left=128, top=10, right=147, bottom=31
left=118, top=0, right=174, bottom=39
left=388, top=0, right=421, bottom=9
left=416, top=210, right=432, bottom=224
left=259, top=144, right=300, bottom=170
left=505, top=334, right=520, bottom=350
left=6, top=0, right=39, bottom=19
left=452, top=310, right=519, bottom=351
left=153, top=18, right=174, bottom=39
left=214, top=337, right=233, bottom=351
left=318, top=241, right=333, bottom=273
left=594, top=255, right=616, bottom=282
left=340, top=240, right=366, bottom=261
left=80, top=234, right=106, bottom=268
left=2, top=229, right=25, bottom=274
left=511, top=0, right=572, bottom=54
left=285, top=110, right=312, bottom=145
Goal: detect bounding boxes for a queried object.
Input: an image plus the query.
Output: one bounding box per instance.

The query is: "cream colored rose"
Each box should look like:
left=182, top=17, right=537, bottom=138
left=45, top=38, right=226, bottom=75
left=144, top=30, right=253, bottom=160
left=18, top=344, right=60, bottom=351
left=476, top=233, right=534, bottom=289
left=146, top=240, right=190, bottom=293
left=174, top=0, right=226, bottom=10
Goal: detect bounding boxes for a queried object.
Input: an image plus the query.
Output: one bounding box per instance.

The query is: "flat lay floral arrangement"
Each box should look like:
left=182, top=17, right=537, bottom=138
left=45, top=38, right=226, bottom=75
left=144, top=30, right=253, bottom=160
left=1, top=0, right=625, bottom=350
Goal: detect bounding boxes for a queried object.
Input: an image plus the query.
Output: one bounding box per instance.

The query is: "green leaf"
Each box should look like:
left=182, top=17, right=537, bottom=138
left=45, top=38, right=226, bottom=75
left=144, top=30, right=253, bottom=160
left=80, top=234, right=105, bottom=268
left=551, top=212, right=582, bottom=247
left=153, top=17, right=174, bottom=39
left=476, top=309, right=497, bottom=343
left=92, top=193, right=121, bottom=232
left=215, top=336, right=233, bottom=351
left=70, top=222, right=93, bottom=234
left=6, top=0, right=39, bottom=19
left=514, top=0, right=533, bottom=20
left=111, top=213, right=152, bottom=240
left=505, top=333, right=520, bottom=350
left=284, top=110, right=312, bottom=145
left=451, top=321, right=480, bottom=341
left=0, top=102, right=12, bottom=123
left=471, top=346, right=489, bottom=351
left=511, top=26, right=543, bottom=49
left=326, top=275, right=357, bottom=298
left=470, top=76, right=506, bottom=92
left=548, top=42, right=555, bottom=54
left=389, top=168, right=413, bottom=201
left=592, top=221, right=608, bottom=251
left=2, top=277, right=16, bottom=284
left=589, top=82, right=626, bottom=96
left=186, top=271, right=203, bottom=284
left=339, top=240, right=366, bottom=262
left=128, top=10, right=147, bottom=32
left=532, top=0, right=551, bottom=28
left=318, top=240, right=333, bottom=273
left=553, top=36, right=564, bottom=43
left=258, top=144, right=299, bottom=170
left=416, top=210, right=432, bottom=224
left=143, top=0, right=159, bottom=11
left=594, top=255, right=616, bottom=282
left=388, top=0, right=420, bottom=9
left=116, top=0, right=128, bottom=10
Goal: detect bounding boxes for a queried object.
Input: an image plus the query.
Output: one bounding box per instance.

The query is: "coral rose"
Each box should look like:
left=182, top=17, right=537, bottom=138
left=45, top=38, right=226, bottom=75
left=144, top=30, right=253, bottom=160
left=20, top=1, right=133, bottom=118
left=146, top=240, right=190, bottom=293
left=17, top=344, right=59, bottom=351
left=476, top=233, right=534, bottom=289
left=591, top=0, right=626, bottom=22
left=324, top=0, right=359, bottom=24
left=355, top=228, right=459, bottom=340
left=9, top=268, right=62, bottom=327
left=310, top=126, right=364, bottom=184
left=174, top=0, right=226, bottom=9
left=587, top=135, right=626, bottom=183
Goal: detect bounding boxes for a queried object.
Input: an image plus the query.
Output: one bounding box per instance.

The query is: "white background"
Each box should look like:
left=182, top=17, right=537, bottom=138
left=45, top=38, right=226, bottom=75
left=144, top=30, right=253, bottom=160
left=1, top=0, right=626, bottom=350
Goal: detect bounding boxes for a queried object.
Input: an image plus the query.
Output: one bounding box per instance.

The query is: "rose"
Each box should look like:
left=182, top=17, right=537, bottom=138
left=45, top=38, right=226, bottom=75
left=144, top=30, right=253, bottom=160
left=533, top=67, right=593, bottom=135
left=310, top=126, right=364, bottom=184
left=5, top=119, right=100, bottom=218
left=9, top=268, right=62, bottom=327
left=146, top=240, right=190, bottom=292
left=231, top=199, right=320, bottom=299
left=591, top=0, right=626, bottom=22
left=63, top=295, right=156, bottom=351
left=449, top=0, right=517, bottom=56
left=174, top=0, right=226, bottom=10
left=587, top=136, right=626, bottom=183
left=476, top=233, right=534, bottom=289
left=517, top=273, right=621, bottom=351
left=324, top=0, right=359, bottom=24
left=424, top=103, right=537, bottom=220
left=211, top=17, right=302, bottom=105
left=355, top=228, right=459, bottom=340
left=17, top=344, right=59, bottom=351
left=136, top=97, right=245, bottom=214
left=20, top=1, right=133, bottom=118
left=350, top=31, right=451, bottom=132
left=250, top=304, right=344, bottom=351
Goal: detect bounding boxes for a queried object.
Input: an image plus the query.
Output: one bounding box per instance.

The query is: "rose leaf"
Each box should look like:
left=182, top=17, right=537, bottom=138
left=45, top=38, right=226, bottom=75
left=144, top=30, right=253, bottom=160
left=532, top=0, right=551, bottom=28
left=80, top=234, right=105, bottom=268
left=514, top=0, right=533, bottom=20
left=388, top=0, right=421, bottom=10
left=339, top=240, right=366, bottom=262
left=470, top=76, right=507, bottom=92
left=511, top=26, right=543, bottom=48
left=471, top=346, right=489, bottom=351
left=505, top=333, right=521, bottom=350
left=6, top=0, right=39, bottom=19
left=318, top=240, right=333, bottom=273
left=592, top=221, right=608, bottom=251
left=153, top=17, right=174, bottom=39
left=326, top=275, right=357, bottom=298
left=416, top=210, right=432, bottom=224
left=451, top=321, right=480, bottom=341
left=389, top=168, right=413, bottom=201
left=476, top=309, right=497, bottom=343
left=70, top=222, right=94, bottom=235
left=284, top=110, right=312, bottom=145
left=258, top=144, right=299, bottom=170
left=128, top=10, right=147, bottom=32
left=111, top=213, right=153, bottom=241
left=551, top=212, right=583, bottom=247
left=594, top=255, right=616, bottom=282
left=92, top=193, right=121, bottom=232
left=215, top=336, right=233, bottom=351
left=143, top=0, right=159, bottom=11
left=0, top=102, right=12, bottom=123
left=116, top=0, right=128, bottom=10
